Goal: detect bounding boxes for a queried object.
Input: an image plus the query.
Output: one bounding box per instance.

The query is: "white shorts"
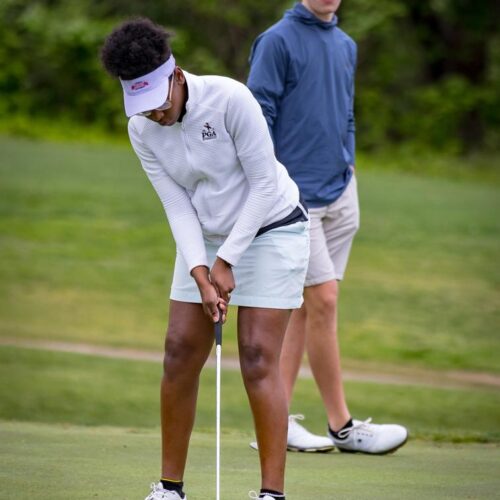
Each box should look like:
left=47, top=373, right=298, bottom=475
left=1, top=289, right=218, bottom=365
left=305, top=175, right=360, bottom=286
left=170, top=220, right=310, bottom=309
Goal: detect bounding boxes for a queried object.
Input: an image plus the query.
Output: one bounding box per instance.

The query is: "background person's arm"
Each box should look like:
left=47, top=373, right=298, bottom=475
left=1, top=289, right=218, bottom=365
left=346, top=41, right=357, bottom=167
left=247, top=32, right=289, bottom=140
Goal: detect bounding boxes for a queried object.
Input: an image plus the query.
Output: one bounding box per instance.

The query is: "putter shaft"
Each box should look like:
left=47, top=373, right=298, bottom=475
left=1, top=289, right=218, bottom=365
left=215, top=314, right=222, bottom=500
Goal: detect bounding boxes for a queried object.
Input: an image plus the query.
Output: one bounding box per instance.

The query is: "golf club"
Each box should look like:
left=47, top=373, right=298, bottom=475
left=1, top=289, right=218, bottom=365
left=214, top=307, right=223, bottom=500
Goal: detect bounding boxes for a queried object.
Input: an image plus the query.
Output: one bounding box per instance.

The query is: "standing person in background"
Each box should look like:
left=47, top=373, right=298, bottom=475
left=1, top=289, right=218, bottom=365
left=101, top=17, right=310, bottom=500
left=247, top=0, right=408, bottom=454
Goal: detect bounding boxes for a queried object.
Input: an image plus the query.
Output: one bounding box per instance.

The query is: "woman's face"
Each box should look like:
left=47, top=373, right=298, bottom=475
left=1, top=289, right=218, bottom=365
left=146, top=67, right=187, bottom=126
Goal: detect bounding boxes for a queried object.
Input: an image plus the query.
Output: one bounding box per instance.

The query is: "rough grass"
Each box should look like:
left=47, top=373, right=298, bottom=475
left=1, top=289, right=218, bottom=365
left=0, top=136, right=499, bottom=373
left=1, top=346, right=499, bottom=443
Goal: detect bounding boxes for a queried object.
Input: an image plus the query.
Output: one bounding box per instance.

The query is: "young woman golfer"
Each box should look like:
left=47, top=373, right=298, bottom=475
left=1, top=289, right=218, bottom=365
left=101, top=18, right=309, bottom=500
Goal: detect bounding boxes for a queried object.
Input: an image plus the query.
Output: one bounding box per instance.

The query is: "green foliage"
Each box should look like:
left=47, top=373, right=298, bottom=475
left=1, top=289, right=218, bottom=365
left=402, top=76, right=481, bottom=153
left=0, top=0, right=126, bottom=131
left=85, top=0, right=291, bottom=78
left=1, top=0, right=499, bottom=152
left=341, top=0, right=500, bottom=153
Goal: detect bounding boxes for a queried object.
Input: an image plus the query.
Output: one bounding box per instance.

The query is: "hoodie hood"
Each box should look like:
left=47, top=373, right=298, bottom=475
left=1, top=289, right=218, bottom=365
left=285, top=2, right=338, bottom=30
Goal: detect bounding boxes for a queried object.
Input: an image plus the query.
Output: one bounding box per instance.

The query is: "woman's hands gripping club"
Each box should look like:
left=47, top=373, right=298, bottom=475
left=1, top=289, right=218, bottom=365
left=191, top=256, right=234, bottom=323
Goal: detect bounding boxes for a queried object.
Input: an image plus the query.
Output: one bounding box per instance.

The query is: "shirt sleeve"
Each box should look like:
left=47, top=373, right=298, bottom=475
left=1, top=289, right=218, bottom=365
left=247, top=32, right=289, bottom=140
left=216, top=83, right=280, bottom=266
left=128, top=119, right=208, bottom=272
left=346, top=41, right=357, bottom=165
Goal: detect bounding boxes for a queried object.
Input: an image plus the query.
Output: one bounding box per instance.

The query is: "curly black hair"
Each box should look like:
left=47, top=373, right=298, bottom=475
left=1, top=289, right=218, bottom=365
left=101, top=18, right=172, bottom=80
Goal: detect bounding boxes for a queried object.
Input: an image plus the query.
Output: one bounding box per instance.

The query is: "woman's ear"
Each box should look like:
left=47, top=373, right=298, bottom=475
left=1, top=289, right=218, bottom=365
left=175, top=67, right=186, bottom=84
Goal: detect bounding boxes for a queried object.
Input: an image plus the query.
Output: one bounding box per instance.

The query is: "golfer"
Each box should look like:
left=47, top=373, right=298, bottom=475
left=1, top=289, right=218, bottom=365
left=101, top=18, right=309, bottom=500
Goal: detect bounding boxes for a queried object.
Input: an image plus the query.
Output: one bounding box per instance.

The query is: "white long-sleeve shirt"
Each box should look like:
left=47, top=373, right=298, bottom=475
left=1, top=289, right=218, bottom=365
left=128, top=71, right=300, bottom=271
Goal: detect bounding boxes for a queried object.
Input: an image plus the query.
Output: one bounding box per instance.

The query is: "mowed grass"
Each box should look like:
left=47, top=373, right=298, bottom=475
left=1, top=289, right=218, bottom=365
left=0, top=136, right=499, bottom=373
left=1, top=421, right=499, bottom=500
left=0, top=346, right=499, bottom=499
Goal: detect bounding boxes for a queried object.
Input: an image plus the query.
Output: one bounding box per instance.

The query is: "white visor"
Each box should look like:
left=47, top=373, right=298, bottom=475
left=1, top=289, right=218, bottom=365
left=120, top=55, right=176, bottom=117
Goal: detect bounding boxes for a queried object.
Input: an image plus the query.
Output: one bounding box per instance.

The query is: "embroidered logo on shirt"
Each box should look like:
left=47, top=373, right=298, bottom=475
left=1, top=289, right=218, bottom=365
left=201, top=122, right=217, bottom=141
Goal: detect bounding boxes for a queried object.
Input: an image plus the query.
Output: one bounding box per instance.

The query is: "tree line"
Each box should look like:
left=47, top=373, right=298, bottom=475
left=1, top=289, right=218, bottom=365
left=1, top=0, right=498, bottom=153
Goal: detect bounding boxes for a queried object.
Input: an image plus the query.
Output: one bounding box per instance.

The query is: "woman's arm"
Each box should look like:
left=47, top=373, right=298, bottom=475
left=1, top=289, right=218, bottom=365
left=128, top=120, right=208, bottom=272
left=129, top=120, right=227, bottom=322
left=216, top=83, right=279, bottom=267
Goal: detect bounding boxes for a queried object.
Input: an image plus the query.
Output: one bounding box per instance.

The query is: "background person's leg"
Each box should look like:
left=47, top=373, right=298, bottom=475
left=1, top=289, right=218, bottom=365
left=279, top=306, right=306, bottom=405
left=280, top=282, right=351, bottom=430
left=161, top=300, right=215, bottom=480
left=238, top=306, right=290, bottom=493
left=274, top=206, right=342, bottom=452
left=310, top=178, right=407, bottom=454
left=303, top=280, right=351, bottom=431
left=277, top=302, right=336, bottom=453
left=304, top=273, right=408, bottom=455
left=315, top=176, right=359, bottom=430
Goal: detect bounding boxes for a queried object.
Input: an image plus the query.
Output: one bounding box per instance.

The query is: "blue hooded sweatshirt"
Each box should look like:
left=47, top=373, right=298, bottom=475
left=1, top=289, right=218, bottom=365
left=247, top=3, right=356, bottom=208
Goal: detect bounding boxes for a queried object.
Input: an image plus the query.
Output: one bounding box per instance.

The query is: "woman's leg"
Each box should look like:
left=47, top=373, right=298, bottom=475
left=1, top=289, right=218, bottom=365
left=238, top=306, right=290, bottom=492
left=160, top=300, right=215, bottom=479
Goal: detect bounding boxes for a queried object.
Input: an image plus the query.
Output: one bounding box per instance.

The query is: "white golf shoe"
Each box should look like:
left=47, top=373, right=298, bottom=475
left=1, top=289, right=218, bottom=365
left=287, top=414, right=336, bottom=452
left=145, top=482, right=186, bottom=500
left=328, top=418, right=408, bottom=455
left=249, top=414, right=335, bottom=453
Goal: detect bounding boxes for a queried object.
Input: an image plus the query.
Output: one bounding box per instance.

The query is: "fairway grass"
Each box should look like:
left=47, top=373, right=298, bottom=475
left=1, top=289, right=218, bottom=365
left=1, top=420, right=499, bottom=499
left=1, top=136, right=499, bottom=373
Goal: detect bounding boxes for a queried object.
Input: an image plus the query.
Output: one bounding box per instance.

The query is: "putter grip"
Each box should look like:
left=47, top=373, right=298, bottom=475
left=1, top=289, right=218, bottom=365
left=214, top=321, right=222, bottom=346
left=215, top=308, right=222, bottom=346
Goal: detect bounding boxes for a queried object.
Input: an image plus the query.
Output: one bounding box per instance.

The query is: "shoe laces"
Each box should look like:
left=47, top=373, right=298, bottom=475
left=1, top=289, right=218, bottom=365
left=148, top=482, right=162, bottom=497
left=289, top=413, right=305, bottom=423
left=336, top=417, right=373, bottom=439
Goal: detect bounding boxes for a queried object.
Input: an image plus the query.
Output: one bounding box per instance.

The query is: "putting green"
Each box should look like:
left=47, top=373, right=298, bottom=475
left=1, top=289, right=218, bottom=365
left=1, top=421, right=498, bottom=499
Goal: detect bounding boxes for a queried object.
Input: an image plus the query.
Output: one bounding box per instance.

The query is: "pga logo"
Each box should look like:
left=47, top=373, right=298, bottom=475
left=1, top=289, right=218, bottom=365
left=202, top=122, right=217, bottom=141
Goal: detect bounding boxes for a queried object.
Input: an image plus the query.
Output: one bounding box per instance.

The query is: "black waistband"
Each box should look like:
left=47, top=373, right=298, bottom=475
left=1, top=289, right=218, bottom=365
left=256, top=195, right=308, bottom=238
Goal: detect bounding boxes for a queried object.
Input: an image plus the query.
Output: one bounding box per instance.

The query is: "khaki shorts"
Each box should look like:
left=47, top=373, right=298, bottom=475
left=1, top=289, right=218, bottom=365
left=305, top=175, right=360, bottom=286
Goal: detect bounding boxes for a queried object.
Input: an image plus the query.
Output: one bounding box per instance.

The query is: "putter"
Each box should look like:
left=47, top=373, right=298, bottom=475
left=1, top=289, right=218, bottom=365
left=214, top=307, right=223, bottom=500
